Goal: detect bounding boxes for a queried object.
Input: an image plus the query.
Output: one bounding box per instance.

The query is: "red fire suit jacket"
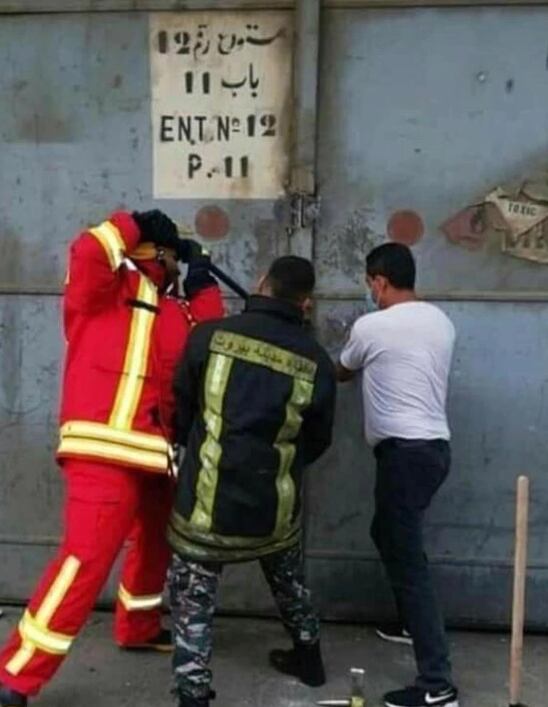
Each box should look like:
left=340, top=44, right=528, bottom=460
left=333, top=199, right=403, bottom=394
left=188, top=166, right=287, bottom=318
left=56, top=211, right=224, bottom=473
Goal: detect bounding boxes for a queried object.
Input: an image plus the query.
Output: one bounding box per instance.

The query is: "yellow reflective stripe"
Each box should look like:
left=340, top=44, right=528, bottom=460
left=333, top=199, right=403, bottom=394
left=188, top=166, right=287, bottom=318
left=190, top=353, right=233, bottom=530
left=6, top=556, right=80, bottom=675
left=109, top=275, right=158, bottom=430
left=170, top=508, right=300, bottom=551
left=19, top=611, right=73, bottom=655
left=274, top=378, right=314, bottom=536
left=5, top=642, right=35, bottom=676
left=60, top=421, right=169, bottom=453
left=58, top=437, right=169, bottom=471
left=118, top=584, right=163, bottom=612
left=36, top=556, right=81, bottom=625
left=167, top=518, right=301, bottom=563
left=89, top=221, right=126, bottom=271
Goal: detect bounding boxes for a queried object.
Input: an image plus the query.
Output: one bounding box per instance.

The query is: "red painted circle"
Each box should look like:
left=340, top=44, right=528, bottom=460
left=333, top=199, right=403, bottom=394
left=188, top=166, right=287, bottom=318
left=195, top=206, right=230, bottom=240
left=387, top=210, right=424, bottom=246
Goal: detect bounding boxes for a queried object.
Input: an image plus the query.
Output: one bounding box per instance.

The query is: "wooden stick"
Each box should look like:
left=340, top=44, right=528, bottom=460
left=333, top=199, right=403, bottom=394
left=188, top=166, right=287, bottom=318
left=509, top=475, right=529, bottom=707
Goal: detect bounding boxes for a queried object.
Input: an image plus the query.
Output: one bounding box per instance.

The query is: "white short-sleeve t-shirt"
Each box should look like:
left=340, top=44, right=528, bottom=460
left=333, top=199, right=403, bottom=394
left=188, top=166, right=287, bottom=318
left=340, top=301, right=456, bottom=448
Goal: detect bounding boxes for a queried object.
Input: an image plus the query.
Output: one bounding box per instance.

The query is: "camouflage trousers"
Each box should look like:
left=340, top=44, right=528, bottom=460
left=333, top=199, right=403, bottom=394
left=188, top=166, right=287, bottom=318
left=169, top=544, right=320, bottom=700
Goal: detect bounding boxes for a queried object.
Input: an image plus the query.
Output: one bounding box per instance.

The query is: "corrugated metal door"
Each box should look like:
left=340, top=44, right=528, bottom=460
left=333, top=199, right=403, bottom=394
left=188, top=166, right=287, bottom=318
left=308, top=6, right=548, bottom=627
left=0, top=7, right=294, bottom=608
left=3, top=2, right=548, bottom=629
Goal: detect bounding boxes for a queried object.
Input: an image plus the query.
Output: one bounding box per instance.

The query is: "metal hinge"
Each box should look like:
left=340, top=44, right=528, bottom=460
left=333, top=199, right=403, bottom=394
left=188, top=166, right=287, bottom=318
left=289, top=192, right=321, bottom=230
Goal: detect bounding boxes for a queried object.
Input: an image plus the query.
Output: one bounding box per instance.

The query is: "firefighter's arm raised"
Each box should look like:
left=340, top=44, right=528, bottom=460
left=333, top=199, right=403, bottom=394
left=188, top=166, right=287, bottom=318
left=64, top=211, right=140, bottom=315
left=65, top=209, right=181, bottom=315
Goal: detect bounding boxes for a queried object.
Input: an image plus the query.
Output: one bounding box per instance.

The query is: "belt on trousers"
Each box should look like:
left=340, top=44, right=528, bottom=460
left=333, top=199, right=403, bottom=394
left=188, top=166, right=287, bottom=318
left=374, top=437, right=449, bottom=458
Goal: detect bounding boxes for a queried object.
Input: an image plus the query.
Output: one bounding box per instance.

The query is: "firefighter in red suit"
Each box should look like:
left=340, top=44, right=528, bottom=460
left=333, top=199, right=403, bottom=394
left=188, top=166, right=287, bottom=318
left=0, top=209, right=224, bottom=706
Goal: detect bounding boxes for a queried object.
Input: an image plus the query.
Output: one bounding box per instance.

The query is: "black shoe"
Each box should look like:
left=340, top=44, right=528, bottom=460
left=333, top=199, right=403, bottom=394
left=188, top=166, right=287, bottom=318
left=0, top=684, right=27, bottom=707
left=178, top=697, right=208, bottom=707
left=376, top=624, right=413, bottom=646
left=178, top=689, right=215, bottom=707
left=269, top=642, right=326, bottom=687
left=384, top=686, right=459, bottom=707
left=119, top=628, right=173, bottom=653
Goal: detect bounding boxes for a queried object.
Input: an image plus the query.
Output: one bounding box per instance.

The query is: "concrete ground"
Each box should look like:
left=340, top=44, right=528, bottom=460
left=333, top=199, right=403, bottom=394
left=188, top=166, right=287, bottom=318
left=0, top=609, right=546, bottom=706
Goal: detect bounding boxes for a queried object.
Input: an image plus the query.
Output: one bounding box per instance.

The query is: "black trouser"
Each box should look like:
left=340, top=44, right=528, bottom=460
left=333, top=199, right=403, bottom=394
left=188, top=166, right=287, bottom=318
left=371, top=438, right=453, bottom=691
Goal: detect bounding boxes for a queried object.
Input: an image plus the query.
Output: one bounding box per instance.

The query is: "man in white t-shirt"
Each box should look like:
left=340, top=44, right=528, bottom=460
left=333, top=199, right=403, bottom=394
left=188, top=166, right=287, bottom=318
left=338, top=243, right=458, bottom=707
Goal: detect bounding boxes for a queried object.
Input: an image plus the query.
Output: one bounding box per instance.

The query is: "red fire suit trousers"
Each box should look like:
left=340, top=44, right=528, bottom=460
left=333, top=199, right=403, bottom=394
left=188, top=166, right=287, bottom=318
left=0, top=459, right=174, bottom=696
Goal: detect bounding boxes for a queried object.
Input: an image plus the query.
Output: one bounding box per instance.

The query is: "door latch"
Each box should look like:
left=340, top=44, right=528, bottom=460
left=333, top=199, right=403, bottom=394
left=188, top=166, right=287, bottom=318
left=289, top=192, right=321, bottom=230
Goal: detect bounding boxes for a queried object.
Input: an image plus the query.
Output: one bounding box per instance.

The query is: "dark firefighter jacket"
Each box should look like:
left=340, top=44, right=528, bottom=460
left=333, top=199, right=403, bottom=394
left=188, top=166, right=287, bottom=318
left=168, top=295, right=337, bottom=562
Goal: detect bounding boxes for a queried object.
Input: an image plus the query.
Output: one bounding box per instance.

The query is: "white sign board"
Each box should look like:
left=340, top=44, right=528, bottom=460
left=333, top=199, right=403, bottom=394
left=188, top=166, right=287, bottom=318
left=149, top=11, right=293, bottom=199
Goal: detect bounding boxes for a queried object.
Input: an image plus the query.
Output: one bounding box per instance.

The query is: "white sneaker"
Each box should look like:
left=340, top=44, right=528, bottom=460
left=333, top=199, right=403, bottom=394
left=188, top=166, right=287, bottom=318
left=384, top=686, right=459, bottom=707
left=376, top=624, right=413, bottom=646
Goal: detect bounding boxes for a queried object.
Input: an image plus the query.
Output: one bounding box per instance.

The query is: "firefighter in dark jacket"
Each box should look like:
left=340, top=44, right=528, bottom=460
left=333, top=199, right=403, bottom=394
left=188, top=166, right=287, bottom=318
left=168, top=256, right=337, bottom=707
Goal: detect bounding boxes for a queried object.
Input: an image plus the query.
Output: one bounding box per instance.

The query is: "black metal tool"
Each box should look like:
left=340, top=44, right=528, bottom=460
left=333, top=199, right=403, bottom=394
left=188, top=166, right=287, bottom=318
left=176, top=224, right=249, bottom=300
left=208, top=262, right=249, bottom=300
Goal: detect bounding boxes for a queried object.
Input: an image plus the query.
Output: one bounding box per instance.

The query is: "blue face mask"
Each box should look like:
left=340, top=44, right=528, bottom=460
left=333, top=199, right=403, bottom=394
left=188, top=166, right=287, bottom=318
left=365, top=289, right=378, bottom=313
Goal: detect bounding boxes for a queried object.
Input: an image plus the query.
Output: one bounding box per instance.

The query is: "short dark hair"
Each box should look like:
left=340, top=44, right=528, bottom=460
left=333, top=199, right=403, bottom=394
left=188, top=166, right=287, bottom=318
left=366, top=243, right=416, bottom=290
left=266, top=256, right=316, bottom=303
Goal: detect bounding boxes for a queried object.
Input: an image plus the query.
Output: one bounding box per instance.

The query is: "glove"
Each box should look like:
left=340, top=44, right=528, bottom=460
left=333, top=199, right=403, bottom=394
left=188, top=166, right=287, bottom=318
left=176, top=238, right=204, bottom=264
left=183, top=253, right=217, bottom=298
left=132, top=210, right=179, bottom=251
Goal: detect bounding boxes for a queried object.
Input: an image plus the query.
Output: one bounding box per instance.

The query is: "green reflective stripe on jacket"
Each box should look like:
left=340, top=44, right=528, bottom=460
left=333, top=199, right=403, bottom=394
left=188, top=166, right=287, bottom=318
left=171, top=507, right=301, bottom=549
left=274, top=377, right=314, bottom=535
left=169, top=296, right=336, bottom=564
left=168, top=511, right=301, bottom=563
left=190, top=353, right=233, bottom=531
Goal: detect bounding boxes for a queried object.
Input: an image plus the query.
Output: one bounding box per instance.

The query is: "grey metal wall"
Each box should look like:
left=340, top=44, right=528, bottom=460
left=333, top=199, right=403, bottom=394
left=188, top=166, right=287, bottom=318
left=2, top=3, right=548, bottom=628
left=315, top=7, right=548, bottom=295
left=0, top=10, right=287, bottom=605
left=310, top=6, right=548, bottom=628
left=312, top=301, right=548, bottom=626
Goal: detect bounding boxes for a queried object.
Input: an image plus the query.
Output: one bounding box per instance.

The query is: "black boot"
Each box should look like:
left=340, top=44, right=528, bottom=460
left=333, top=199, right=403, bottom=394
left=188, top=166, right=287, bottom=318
left=0, top=684, right=27, bottom=707
left=178, top=697, right=208, bottom=707
left=269, top=641, right=326, bottom=687
left=178, top=689, right=215, bottom=707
